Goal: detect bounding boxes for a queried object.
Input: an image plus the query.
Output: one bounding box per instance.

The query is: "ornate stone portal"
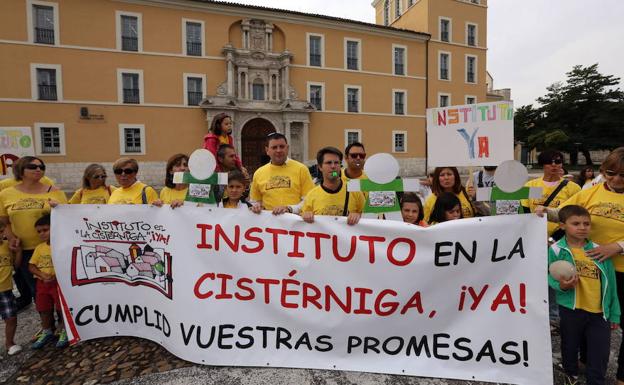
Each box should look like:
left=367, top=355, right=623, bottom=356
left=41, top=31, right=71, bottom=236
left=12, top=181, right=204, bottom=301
left=201, top=19, right=314, bottom=172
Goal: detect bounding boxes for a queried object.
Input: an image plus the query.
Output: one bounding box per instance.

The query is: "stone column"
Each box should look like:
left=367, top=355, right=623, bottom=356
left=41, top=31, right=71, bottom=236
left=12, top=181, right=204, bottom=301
left=302, top=122, right=309, bottom=163
left=227, top=59, right=234, bottom=96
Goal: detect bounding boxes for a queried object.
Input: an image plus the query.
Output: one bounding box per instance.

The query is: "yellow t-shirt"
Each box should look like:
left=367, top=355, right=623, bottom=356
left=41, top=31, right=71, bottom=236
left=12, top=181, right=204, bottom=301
left=108, top=182, right=158, bottom=205
left=341, top=169, right=367, bottom=182
left=302, top=183, right=365, bottom=216
left=30, top=242, right=54, bottom=278
left=560, top=183, right=624, bottom=271
left=159, top=186, right=188, bottom=204
left=0, top=241, right=14, bottom=292
left=571, top=247, right=602, bottom=313
left=218, top=135, right=230, bottom=145
left=423, top=191, right=475, bottom=222
left=0, top=187, right=67, bottom=250
left=69, top=186, right=117, bottom=204
left=250, top=159, right=315, bottom=210
left=0, top=176, right=55, bottom=192
left=521, top=177, right=581, bottom=235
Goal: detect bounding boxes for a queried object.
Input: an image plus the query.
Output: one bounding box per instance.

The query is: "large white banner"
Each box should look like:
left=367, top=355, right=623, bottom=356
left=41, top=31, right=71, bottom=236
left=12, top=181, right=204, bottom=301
left=52, top=206, right=552, bottom=385
left=426, top=101, right=514, bottom=167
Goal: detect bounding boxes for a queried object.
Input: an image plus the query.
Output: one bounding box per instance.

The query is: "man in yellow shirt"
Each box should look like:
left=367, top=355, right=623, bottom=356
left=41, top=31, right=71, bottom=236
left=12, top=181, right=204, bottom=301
left=302, top=147, right=364, bottom=225
left=250, top=133, right=314, bottom=215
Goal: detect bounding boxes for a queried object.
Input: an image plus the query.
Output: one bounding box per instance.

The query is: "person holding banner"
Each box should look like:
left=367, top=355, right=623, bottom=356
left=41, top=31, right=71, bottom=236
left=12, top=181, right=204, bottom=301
left=0, top=156, right=67, bottom=310
left=68, top=164, right=116, bottom=204
left=159, top=154, right=189, bottom=206
left=250, top=133, right=314, bottom=215
left=400, top=192, right=427, bottom=227
left=108, top=158, right=159, bottom=205
left=301, top=146, right=364, bottom=225
left=423, top=167, right=475, bottom=222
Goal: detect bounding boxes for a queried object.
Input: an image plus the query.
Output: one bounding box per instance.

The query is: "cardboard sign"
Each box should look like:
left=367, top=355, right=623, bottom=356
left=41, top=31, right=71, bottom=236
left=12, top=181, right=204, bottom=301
left=0, top=127, right=35, bottom=178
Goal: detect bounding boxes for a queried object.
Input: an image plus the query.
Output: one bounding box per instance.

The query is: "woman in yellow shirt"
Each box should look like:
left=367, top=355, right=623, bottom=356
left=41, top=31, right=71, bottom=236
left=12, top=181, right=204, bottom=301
left=159, top=154, right=189, bottom=206
left=0, top=156, right=67, bottom=306
left=423, top=167, right=475, bottom=222
left=107, top=158, right=159, bottom=205
left=69, top=164, right=116, bottom=204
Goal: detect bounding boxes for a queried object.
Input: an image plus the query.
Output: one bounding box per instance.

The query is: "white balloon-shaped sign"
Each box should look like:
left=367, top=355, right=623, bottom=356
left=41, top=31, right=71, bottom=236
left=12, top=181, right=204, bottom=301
left=364, top=153, right=400, bottom=184
left=188, top=149, right=216, bottom=180
left=548, top=260, right=576, bottom=281
left=494, top=160, right=528, bottom=193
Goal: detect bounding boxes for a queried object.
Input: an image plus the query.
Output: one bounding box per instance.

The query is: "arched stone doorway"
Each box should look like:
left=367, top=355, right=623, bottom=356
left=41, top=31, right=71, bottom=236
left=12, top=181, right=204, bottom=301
left=241, top=117, right=275, bottom=174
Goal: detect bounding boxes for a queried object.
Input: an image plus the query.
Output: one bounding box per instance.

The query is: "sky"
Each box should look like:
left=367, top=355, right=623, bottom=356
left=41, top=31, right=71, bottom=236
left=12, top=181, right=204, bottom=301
left=221, top=0, right=624, bottom=108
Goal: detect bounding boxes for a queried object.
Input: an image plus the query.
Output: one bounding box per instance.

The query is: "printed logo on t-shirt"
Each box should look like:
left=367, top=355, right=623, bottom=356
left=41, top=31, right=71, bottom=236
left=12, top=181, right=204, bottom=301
left=12, top=198, right=45, bottom=210
left=266, top=176, right=291, bottom=190
left=319, top=205, right=343, bottom=216
left=86, top=196, right=108, bottom=204
left=575, top=259, right=599, bottom=280
left=0, top=255, right=12, bottom=268
left=591, top=202, right=624, bottom=222
left=35, top=255, right=54, bottom=270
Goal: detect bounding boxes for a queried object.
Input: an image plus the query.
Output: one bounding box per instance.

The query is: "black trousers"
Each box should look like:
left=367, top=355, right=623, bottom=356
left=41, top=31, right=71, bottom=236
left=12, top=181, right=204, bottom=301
left=14, top=249, right=36, bottom=304
left=559, top=306, right=610, bottom=385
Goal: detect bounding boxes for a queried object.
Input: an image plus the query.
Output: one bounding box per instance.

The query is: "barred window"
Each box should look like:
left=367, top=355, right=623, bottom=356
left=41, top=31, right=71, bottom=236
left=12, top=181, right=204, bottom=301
left=33, top=5, right=54, bottom=44
left=124, top=128, right=142, bottom=153
left=121, top=15, right=138, bottom=51
left=186, top=22, right=202, bottom=56
left=40, top=127, right=60, bottom=154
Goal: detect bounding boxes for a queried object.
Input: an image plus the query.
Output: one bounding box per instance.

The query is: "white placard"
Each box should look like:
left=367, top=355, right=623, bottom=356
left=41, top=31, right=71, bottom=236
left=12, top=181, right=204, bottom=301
left=52, top=206, right=552, bottom=385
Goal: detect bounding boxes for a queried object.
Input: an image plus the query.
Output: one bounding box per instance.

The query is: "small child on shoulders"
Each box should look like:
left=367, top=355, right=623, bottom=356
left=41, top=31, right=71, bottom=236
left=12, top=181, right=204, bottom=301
left=548, top=205, right=619, bottom=385
left=28, top=214, right=68, bottom=349
left=0, top=220, right=23, bottom=356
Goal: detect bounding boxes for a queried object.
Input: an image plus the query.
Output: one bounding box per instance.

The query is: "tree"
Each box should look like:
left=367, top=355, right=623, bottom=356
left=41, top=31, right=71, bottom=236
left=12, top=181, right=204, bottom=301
left=515, top=64, right=624, bottom=165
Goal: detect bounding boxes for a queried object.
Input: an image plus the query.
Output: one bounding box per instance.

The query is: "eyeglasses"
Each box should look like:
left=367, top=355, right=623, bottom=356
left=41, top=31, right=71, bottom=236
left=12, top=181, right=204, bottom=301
left=25, top=164, right=46, bottom=171
left=323, top=160, right=341, bottom=166
left=605, top=170, right=624, bottom=178
left=113, top=168, right=137, bottom=175
left=92, top=174, right=107, bottom=179
left=348, top=153, right=366, bottom=159
left=549, top=159, right=563, bottom=165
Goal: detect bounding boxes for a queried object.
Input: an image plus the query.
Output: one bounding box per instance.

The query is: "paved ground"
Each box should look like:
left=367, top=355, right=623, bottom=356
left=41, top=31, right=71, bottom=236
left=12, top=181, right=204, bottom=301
left=3, top=304, right=621, bottom=385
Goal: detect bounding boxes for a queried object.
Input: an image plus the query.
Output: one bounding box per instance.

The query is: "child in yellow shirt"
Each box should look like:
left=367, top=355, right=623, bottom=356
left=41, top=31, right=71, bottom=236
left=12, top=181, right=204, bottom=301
left=219, top=170, right=251, bottom=209
left=0, top=221, right=22, bottom=356
left=28, top=214, right=68, bottom=349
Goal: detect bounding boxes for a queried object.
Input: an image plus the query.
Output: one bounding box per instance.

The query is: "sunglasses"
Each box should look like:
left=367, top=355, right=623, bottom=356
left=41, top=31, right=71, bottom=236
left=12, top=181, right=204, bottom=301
left=113, top=168, right=137, bottom=175
left=92, top=174, right=107, bottom=179
left=349, top=153, right=366, bottom=159
left=549, top=159, right=563, bottom=165
left=605, top=170, right=624, bottom=178
left=25, top=164, right=46, bottom=171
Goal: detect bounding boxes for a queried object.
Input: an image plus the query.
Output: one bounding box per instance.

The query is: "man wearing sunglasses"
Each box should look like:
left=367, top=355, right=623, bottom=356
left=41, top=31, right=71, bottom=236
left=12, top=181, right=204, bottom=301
left=250, top=133, right=314, bottom=215
left=342, top=142, right=367, bottom=181
left=521, top=149, right=581, bottom=236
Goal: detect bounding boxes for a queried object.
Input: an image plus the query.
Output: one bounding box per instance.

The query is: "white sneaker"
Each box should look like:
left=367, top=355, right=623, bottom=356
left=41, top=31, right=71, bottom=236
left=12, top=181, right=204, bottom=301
left=7, top=344, right=22, bottom=356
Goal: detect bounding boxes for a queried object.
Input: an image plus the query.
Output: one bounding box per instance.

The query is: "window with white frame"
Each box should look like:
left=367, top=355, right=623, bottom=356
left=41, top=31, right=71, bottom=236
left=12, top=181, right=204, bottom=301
left=383, top=1, right=390, bottom=26
left=34, top=123, right=65, bottom=155
left=308, top=34, right=323, bottom=67
left=439, top=52, right=450, bottom=80
left=466, top=95, right=476, bottom=104
left=393, top=46, right=406, bottom=75
left=117, top=11, right=142, bottom=52
left=184, top=20, right=203, bottom=56
left=393, top=90, right=406, bottom=115
left=345, top=86, right=361, bottom=113
left=466, top=55, right=477, bottom=83
left=117, top=69, right=143, bottom=104
left=467, top=23, right=477, bottom=46
left=393, top=131, right=406, bottom=153
left=308, top=83, right=324, bottom=111
left=395, top=0, right=401, bottom=18
left=31, top=64, right=62, bottom=101
left=345, top=130, right=361, bottom=147
left=186, top=76, right=203, bottom=106
left=345, top=39, right=360, bottom=71
left=119, top=124, right=145, bottom=155
left=440, top=18, right=451, bottom=42
left=31, top=2, right=56, bottom=45
left=439, top=93, right=450, bottom=107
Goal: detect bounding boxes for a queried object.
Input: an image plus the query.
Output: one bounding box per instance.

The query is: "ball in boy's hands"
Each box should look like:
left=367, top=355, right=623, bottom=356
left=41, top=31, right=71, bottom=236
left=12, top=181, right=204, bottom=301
left=549, top=260, right=576, bottom=281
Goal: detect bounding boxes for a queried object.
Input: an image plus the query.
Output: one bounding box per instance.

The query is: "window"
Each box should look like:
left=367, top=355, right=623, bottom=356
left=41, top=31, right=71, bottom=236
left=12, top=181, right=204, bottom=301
left=31, top=64, right=62, bottom=101
left=466, top=96, right=476, bottom=104
left=439, top=52, right=450, bottom=80
left=466, top=55, right=477, bottom=83
left=345, top=86, right=361, bottom=113
left=383, top=1, right=390, bottom=26
left=395, top=0, right=401, bottom=18
left=34, top=123, right=65, bottom=155
left=119, top=124, right=145, bottom=155
left=440, top=18, right=451, bottom=42
left=408, top=0, right=414, bottom=6
left=345, top=39, right=361, bottom=71
left=307, top=82, right=324, bottom=111
left=393, top=45, right=406, bottom=76
left=345, top=130, right=362, bottom=147
left=32, top=4, right=55, bottom=44
left=186, top=77, right=203, bottom=106
left=308, top=34, right=323, bottom=67
left=252, top=79, right=265, bottom=100
left=393, top=131, right=407, bottom=153
left=393, top=90, right=406, bottom=115
left=184, top=20, right=203, bottom=56
left=467, top=24, right=477, bottom=46
left=117, top=69, right=143, bottom=104
left=439, top=93, right=450, bottom=107
left=116, top=11, right=142, bottom=52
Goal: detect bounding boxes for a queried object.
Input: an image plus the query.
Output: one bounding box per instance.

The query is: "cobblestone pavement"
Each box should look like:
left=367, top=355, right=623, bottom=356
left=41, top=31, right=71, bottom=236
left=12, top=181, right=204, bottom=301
left=1, top=305, right=620, bottom=385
